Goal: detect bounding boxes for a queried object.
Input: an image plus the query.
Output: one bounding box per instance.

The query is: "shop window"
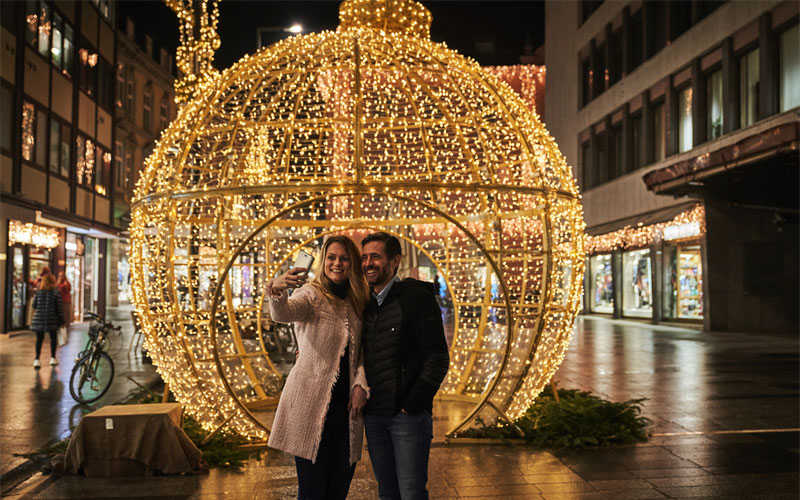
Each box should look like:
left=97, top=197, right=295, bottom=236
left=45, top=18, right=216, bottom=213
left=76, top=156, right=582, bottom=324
left=663, top=244, right=703, bottom=320
left=116, top=63, right=125, bottom=109
left=779, top=23, right=800, bottom=112
left=610, top=123, right=622, bottom=179
left=593, top=42, right=606, bottom=97
left=609, top=29, right=623, bottom=85
left=739, top=48, right=759, bottom=128
left=580, top=140, right=591, bottom=190
left=60, top=122, right=70, bottom=177
left=706, top=69, right=723, bottom=140
left=581, top=0, right=604, bottom=24
left=677, top=86, right=693, bottom=153
left=35, top=109, right=47, bottom=168
left=647, top=1, right=667, bottom=57
left=125, top=148, right=134, bottom=195
left=97, top=58, right=114, bottom=110
left=21, top=101, right=36, bottom=163
left=160, top=95, right=170, bottom=131
left=93, top=0, right=111, bottom=19
left=629, top=10, right=643, bottom=71
left=49, top=117, right=70, bottom=177
left=581, top=57, right=592, bottom=106
left=126, top=73, right=135, bottom=112
left=114, top=141, right=125, bottom=191
left=50, top=11, right=74, bottom=77
left=630, top=113, right=642, bottom=172
left=49, top=117, right=60, bottom=172
left=651, top=101, right=665, bottom=162
left=670, top=1, right=692, bottom=40
left=78, top=45, right=98, bottom=96
left=76, top=135, right=95, bottom=186
left=622, top=249, right=652, bottom=318
left=595, top=131, right=608, bottom=184
left=21, top=102, right=47, bottom=168
left=0, top=86, right=12, bottom=152
left=96, top=145, right=110, bottom=196
left=1, top=1, right=16, bottom=34
left=143, top=83, right=153, bottom=132
left=589, top=254, right=614, bottom=313
left=24, top=1, right=51, bottom=58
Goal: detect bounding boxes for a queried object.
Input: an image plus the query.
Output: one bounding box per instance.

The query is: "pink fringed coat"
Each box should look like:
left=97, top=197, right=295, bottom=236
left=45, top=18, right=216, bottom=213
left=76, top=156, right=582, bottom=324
left=267, top=284, right=369, bottom=464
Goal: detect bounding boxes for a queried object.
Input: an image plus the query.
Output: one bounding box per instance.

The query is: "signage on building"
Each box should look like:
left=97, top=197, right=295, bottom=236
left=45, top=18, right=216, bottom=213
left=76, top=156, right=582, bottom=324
left=8, top=220, right=60, bottom=249
left=663, top=221, right=701, bottom=241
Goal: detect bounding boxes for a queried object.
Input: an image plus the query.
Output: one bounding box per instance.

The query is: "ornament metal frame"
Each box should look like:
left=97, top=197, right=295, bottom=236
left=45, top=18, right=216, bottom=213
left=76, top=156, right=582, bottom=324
left=130, top=0, right=585, bottom=443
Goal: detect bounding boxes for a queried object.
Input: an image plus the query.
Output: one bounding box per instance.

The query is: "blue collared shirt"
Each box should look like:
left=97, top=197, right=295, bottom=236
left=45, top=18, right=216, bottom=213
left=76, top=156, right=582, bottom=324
left=373, top=275, right=400, bottom=306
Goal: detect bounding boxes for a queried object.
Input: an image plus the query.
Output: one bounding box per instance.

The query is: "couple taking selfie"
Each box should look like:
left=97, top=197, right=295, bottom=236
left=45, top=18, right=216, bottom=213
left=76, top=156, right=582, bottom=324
left=267, top=231, right=450, bottom=500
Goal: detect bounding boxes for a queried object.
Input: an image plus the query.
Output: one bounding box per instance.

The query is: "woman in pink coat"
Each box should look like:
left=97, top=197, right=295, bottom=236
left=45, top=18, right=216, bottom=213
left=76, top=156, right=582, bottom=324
left=267, top=235, right=371, bottom=500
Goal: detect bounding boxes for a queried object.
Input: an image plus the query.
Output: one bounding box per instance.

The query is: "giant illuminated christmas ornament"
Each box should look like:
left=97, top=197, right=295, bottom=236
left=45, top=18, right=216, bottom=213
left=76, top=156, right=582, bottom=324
left=130, top=0, right=585, bottom=441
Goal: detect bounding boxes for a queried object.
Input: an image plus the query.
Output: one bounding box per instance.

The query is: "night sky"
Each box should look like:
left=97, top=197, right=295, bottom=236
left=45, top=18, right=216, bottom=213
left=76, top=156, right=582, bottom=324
left=117, top=1, right=544, bottom=70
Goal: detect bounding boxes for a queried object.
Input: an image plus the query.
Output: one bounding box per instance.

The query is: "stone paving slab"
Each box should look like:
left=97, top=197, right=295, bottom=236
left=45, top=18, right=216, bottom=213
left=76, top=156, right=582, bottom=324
left=3, top=316, right=798, bottom=499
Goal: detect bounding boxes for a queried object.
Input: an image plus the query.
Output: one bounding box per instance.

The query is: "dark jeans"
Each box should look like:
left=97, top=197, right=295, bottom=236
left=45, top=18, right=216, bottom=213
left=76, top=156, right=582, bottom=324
left=294, top=404, right=355, bottom=500
left=34, top=330, right=57, bottom=359
left=364, top=411, right=433, bottom=500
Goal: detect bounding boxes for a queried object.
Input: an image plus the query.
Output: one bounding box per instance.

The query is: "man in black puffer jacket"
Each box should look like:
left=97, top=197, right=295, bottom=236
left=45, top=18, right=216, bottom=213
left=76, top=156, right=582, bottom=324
left=360, top=232, right=449, bottom=500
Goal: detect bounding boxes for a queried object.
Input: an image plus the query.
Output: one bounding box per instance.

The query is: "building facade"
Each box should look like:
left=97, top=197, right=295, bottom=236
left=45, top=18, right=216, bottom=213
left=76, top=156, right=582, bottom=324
left=546, top=0, right=798, bottom=333
left=109, top=19, right=175, bottom=307
left=0, top=0, right=175, bottom=333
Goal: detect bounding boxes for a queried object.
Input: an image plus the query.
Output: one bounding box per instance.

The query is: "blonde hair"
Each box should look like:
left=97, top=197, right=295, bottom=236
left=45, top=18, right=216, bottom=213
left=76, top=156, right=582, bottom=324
left=309, top=235, right=370, bottom=317
left=40, top=273, right=57, bottom=291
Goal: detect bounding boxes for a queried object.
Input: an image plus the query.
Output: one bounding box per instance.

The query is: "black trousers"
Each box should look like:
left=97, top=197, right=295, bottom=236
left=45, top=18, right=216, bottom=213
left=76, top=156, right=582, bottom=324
left=35, top=330, right=57, bottom=359
left=295, top=404, right=355, bottom=500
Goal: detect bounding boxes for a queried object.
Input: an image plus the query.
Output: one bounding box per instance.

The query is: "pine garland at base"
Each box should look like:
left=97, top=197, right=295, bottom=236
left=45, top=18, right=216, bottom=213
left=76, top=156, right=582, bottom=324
left=462, top=386, right=651, bottom=448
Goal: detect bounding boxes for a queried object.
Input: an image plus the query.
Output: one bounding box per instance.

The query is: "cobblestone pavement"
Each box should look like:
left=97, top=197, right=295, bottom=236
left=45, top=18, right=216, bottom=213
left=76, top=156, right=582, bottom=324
left=3, top=316, right=798, bottom=499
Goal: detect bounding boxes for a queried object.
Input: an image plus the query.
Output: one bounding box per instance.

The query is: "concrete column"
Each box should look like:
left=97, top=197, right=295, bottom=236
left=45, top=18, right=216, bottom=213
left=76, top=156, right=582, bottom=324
left=612, top=250, right=623, bottom=319
left=651, top=243, right=663, bottom=325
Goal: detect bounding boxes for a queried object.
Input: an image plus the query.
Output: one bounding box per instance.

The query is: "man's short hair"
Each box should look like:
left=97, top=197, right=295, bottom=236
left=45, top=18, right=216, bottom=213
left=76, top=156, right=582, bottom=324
left=362, top=232, right=402, bottom=260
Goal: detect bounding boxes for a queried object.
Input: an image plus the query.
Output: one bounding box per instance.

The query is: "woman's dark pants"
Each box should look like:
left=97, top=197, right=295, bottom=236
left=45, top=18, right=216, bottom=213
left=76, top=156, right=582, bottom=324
left=294, top=403, right=355, bottom=500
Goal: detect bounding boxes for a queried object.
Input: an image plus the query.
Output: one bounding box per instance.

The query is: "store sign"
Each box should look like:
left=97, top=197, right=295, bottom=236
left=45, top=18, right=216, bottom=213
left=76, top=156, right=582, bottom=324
left=8, top=220, right=60, bottom=249
left=663, top=221, right=701, bottom=241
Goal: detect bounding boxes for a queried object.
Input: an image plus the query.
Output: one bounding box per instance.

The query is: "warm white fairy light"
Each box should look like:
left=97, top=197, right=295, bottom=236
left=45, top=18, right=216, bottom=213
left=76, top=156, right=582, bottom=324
left=130, top=0, right=585, bottom=441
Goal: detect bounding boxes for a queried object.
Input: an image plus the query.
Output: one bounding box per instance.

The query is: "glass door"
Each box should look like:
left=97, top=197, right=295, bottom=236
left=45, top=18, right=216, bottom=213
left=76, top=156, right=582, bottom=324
left=9, top=246, right=27, bottom=329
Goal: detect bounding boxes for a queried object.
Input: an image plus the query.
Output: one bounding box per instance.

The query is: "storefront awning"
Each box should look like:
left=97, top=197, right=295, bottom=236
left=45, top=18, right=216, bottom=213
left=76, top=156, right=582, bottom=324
left=36, top=211, right=123, bottom=240
left=585, top=201, right=699, bottom=236
left=642, top=121, right=799, bottom=200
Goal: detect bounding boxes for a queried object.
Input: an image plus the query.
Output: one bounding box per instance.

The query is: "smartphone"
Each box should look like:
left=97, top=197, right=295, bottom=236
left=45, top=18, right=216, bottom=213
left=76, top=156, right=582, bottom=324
left=293, top=250, right=314, bottom=274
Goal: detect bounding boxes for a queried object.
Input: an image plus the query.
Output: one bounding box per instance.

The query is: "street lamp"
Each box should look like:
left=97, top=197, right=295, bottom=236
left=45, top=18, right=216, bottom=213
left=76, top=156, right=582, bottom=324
left=256, top=24, right=304, bottom=49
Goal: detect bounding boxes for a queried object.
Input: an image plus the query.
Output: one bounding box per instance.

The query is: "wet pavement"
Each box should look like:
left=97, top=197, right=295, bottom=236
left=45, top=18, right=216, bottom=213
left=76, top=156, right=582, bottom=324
left=0, top=305, right=161, bottom=480
left=3, top=316, right=798, bottom=499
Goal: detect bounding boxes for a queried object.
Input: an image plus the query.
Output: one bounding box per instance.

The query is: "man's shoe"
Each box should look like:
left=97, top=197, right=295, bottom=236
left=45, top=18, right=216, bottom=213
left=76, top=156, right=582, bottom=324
left=49, top=357, right=59, bottom=366
left=33, top=359, right=41, bottom=369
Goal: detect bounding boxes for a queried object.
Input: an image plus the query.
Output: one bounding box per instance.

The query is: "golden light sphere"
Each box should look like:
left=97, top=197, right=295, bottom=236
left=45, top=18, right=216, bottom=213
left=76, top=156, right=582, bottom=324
left=130, top=0, right=585, bottom=440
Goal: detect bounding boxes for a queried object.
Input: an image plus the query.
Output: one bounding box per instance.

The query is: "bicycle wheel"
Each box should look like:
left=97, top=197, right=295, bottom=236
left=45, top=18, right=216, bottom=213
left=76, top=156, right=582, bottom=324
left=69, top=351, right=115, bottom=404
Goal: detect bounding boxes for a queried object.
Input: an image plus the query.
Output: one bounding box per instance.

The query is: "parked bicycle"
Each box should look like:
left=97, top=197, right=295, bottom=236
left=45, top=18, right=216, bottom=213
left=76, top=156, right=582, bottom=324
left=69, top=311, right=121, bottom=404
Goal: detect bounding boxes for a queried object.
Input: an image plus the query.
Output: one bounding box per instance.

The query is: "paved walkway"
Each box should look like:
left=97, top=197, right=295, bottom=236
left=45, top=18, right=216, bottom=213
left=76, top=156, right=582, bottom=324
left=3, top=316, right=798, bottom=499
left=0, top=305, right=161, bottom=480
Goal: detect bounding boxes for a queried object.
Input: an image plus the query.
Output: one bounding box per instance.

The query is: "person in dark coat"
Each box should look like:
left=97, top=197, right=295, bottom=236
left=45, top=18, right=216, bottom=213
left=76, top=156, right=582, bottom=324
left=30, top=273, right=64, bottom=368
left=360, top=232, right=450, bottom=500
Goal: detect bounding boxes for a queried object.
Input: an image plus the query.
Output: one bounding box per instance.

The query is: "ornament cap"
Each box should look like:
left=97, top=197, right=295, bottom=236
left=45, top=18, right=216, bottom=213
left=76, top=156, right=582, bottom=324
left=338, top=0, right=432, bottom=38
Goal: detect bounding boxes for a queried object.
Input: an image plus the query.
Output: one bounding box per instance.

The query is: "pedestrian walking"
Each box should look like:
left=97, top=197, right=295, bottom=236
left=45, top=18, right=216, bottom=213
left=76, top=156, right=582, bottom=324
left=57, top=271, right=72, bottom=327
left=360, top=232, right=450, bottom=500
left=266, top=235, right=371, bottom=500
left=30, top=272, right=65, bottom=368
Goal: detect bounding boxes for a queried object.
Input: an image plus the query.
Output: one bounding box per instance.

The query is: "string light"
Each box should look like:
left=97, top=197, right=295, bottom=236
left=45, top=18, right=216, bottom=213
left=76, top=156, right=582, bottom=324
left=586, top=205, right=705, bottom=255
left=130, top=0, right=585, bottom=441
left=8, top=220, right=60, bottom=249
